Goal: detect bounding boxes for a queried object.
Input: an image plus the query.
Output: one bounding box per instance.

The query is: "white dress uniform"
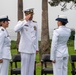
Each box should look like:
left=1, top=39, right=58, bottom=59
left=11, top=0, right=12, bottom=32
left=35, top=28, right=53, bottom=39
left=0, top=27, right=11, bottom=75
left=50, top=26, right=71, bottom=75
left=14, top=20, right=38, bottom=75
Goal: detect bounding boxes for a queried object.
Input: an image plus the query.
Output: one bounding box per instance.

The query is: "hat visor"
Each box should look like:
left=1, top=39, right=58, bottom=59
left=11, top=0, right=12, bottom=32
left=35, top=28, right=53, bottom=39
left=7, top=19, right=10, bottom=21
left=56, top=18, right=68, bottom=23
left=5, top=18, right=10, bottom=21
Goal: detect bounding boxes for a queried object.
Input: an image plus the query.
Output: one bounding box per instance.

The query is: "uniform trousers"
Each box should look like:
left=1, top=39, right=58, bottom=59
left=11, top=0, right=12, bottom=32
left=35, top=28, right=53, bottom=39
left=53, top=56, right=68, bottom=75
left=0, top=59, right=9, bottom=75
left=21, top=53, right=36, bottom=75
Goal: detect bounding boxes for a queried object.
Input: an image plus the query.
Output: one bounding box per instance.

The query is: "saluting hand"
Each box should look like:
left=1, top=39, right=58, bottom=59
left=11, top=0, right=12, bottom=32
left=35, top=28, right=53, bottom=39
left=0, top=59, right=3, bottom=63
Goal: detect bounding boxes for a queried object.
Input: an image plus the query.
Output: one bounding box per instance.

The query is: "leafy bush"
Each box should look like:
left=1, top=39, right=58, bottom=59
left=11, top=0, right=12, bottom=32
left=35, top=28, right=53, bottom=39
left=67, top=40, right=74, bottom=47
left=69, top=29, right=75, bottom=40
left=11, top=40, right=17, bottom=49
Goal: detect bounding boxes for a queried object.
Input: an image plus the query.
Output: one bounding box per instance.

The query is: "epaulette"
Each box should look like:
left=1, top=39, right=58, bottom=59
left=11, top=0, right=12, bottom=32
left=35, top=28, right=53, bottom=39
left=0, top=28, right=4, bottom=31
left=33, top=20, right=37, bottom=23
left=1, top=28, right=4, bottom=31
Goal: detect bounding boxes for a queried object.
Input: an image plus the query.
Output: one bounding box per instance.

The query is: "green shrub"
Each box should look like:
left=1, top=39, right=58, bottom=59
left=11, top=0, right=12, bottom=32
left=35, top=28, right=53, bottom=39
left=11, top=40, right=16, bottom=49
left=67, top=40, right=74, bottom=47
left=69, top=29, right=75, bottom=40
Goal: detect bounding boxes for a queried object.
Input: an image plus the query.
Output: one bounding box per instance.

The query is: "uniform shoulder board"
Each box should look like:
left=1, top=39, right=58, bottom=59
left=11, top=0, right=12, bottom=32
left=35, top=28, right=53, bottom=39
left=1, top=28, right=4, bottom=31
left=33, top=20, right=37, bottom=23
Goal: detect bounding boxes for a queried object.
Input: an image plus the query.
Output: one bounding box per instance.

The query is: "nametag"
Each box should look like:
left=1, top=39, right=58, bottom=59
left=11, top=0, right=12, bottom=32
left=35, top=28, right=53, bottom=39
left=24, top=25, right=29, bottom=27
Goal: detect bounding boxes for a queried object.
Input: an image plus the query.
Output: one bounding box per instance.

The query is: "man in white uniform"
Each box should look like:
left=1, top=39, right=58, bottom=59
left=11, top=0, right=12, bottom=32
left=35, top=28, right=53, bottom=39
left=50, top=15, right=71, bottom=75
left=14, top=8, right=38, bottom=75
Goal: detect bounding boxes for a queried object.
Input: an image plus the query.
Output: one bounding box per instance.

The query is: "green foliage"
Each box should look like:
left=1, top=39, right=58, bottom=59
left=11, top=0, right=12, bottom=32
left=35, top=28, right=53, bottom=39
left=67, top=40, right=74, bottom=47
left=48, top=0, right=76, bottom=11
left=49, top=0, right=76, bottom=6
left=11, top=40, right=17, bottom=49
left=69, top=30, right=75, bottom=40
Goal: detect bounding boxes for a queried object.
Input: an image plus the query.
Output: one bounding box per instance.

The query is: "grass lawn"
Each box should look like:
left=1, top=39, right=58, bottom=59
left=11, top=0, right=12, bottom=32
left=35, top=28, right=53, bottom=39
left=9, top=40, right=75, bottom=75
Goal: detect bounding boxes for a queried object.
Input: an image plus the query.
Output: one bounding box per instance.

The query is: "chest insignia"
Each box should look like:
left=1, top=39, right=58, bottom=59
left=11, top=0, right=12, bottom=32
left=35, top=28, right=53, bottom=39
left=24, top=25, right=29, bottom=27
left=7, top=35, right=10, bottom=37
left=34, top=26, right=36, bottom=30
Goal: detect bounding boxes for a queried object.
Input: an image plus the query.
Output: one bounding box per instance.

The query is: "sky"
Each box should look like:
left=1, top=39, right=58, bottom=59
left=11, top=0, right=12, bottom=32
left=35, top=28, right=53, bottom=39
left=0, top=0, right=76, bottom=40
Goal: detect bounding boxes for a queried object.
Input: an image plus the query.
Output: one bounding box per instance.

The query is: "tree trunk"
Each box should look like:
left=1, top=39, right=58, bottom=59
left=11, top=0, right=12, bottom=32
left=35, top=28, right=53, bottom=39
left=16, top=0, right=23, bottom=51
left=39, top=0, right=50, bottom=58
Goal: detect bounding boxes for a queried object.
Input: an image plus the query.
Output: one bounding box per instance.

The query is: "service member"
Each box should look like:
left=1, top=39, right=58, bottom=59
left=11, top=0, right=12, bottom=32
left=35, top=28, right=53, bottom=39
left=14, top=8, right=38, bottom=75
left=50, top=15, right=71, bottom=75
left=0, top=15, right=11, bottom=75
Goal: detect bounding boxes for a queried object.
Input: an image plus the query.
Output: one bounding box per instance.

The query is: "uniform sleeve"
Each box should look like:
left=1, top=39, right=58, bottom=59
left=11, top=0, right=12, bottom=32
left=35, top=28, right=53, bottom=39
left=36, top=23, right=39, bottom=51
left=14, top=20, right=27, bottom=32
left=50, top=30, right=59, bottom=61
left=0, top=31, right=5, bottom=59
